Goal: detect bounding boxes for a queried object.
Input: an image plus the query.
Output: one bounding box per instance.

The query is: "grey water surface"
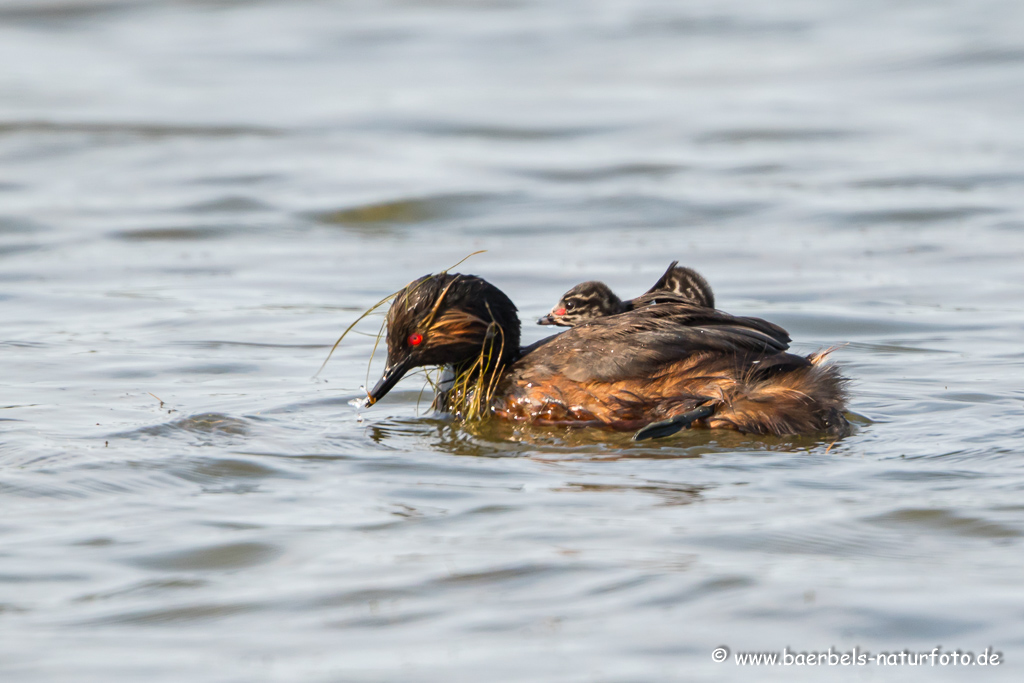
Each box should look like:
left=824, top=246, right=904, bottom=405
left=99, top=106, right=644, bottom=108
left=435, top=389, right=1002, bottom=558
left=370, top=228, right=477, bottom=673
left=2, top=0, right=1024, bottom=681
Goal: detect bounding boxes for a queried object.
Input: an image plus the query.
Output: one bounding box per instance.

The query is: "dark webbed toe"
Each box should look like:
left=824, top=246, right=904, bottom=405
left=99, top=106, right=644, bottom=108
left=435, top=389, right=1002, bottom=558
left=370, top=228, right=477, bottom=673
left=632, top=404, right=716, bottom=440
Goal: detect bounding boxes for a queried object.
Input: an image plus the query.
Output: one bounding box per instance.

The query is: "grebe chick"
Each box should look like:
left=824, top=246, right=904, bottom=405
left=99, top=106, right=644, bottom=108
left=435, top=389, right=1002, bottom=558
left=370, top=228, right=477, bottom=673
left=365, top=272, right=849, bottom=439
left=538, top=261, right=714, bottom=327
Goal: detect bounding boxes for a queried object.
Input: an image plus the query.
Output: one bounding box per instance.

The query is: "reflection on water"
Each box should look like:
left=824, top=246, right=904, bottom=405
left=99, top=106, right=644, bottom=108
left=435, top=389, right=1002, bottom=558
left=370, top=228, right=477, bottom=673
left=364, top=415, right=851, bottom=461
left=2, top=0, right=1024, bottom=681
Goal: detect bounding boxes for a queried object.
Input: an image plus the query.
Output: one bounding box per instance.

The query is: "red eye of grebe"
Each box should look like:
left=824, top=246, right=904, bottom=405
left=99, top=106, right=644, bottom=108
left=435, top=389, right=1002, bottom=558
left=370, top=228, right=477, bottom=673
left=554, top=308, right=566, bottom=316
left=408, top=333, right=423, bottom=346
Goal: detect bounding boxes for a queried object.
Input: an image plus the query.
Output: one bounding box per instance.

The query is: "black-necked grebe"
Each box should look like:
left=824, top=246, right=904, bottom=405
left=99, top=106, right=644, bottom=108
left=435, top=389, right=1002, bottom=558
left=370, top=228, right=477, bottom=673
left=364, top=272, right=849, bottom=439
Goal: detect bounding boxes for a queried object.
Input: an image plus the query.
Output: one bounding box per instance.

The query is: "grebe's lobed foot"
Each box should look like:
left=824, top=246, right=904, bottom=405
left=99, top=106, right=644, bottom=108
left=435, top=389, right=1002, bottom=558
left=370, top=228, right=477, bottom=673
left=632, top=404, right=716, bottom=441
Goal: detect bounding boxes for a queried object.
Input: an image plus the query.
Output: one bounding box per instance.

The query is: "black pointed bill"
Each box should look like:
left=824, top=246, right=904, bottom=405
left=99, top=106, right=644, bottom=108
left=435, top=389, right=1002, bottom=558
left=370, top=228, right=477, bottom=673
left=366, top=356, right=414, bottom=405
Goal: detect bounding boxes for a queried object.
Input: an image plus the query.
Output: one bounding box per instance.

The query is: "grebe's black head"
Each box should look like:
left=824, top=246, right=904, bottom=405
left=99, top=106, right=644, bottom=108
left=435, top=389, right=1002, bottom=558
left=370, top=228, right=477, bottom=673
left=537, top=281, right=626, bottom=327
left=367, top=273, right=521, bottom=405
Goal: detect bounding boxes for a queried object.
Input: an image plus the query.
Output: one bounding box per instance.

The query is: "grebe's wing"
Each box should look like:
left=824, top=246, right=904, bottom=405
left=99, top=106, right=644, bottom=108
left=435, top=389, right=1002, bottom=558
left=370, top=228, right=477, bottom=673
left=517, top=303, right=791, bottom=383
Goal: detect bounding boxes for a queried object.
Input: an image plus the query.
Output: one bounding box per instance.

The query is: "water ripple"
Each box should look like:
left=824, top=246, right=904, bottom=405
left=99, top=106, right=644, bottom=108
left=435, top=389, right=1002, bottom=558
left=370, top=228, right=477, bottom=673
left=115, top=413, right=252, bottom=440
left=131, top=541, right=282, bottom=572
left=0, top=120, right=281, bottom=138
left=865, top=508, right=1022, bottom=539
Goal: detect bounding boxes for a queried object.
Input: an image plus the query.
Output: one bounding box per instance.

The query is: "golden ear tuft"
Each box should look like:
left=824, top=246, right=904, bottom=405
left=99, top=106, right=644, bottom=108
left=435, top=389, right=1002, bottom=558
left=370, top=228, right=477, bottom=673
left=441, top=311, right=506, bottom=422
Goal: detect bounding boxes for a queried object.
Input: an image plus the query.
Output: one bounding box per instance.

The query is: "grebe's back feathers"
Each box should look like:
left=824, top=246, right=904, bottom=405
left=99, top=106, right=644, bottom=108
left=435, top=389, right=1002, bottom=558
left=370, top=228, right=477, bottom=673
left=516, top=302, right=790, bottom=383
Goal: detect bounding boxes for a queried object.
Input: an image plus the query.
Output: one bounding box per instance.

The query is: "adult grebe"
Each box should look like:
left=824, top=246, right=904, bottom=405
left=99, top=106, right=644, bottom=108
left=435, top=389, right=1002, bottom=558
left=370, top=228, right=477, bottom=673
left=365, top=273, right=849, bottom=439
